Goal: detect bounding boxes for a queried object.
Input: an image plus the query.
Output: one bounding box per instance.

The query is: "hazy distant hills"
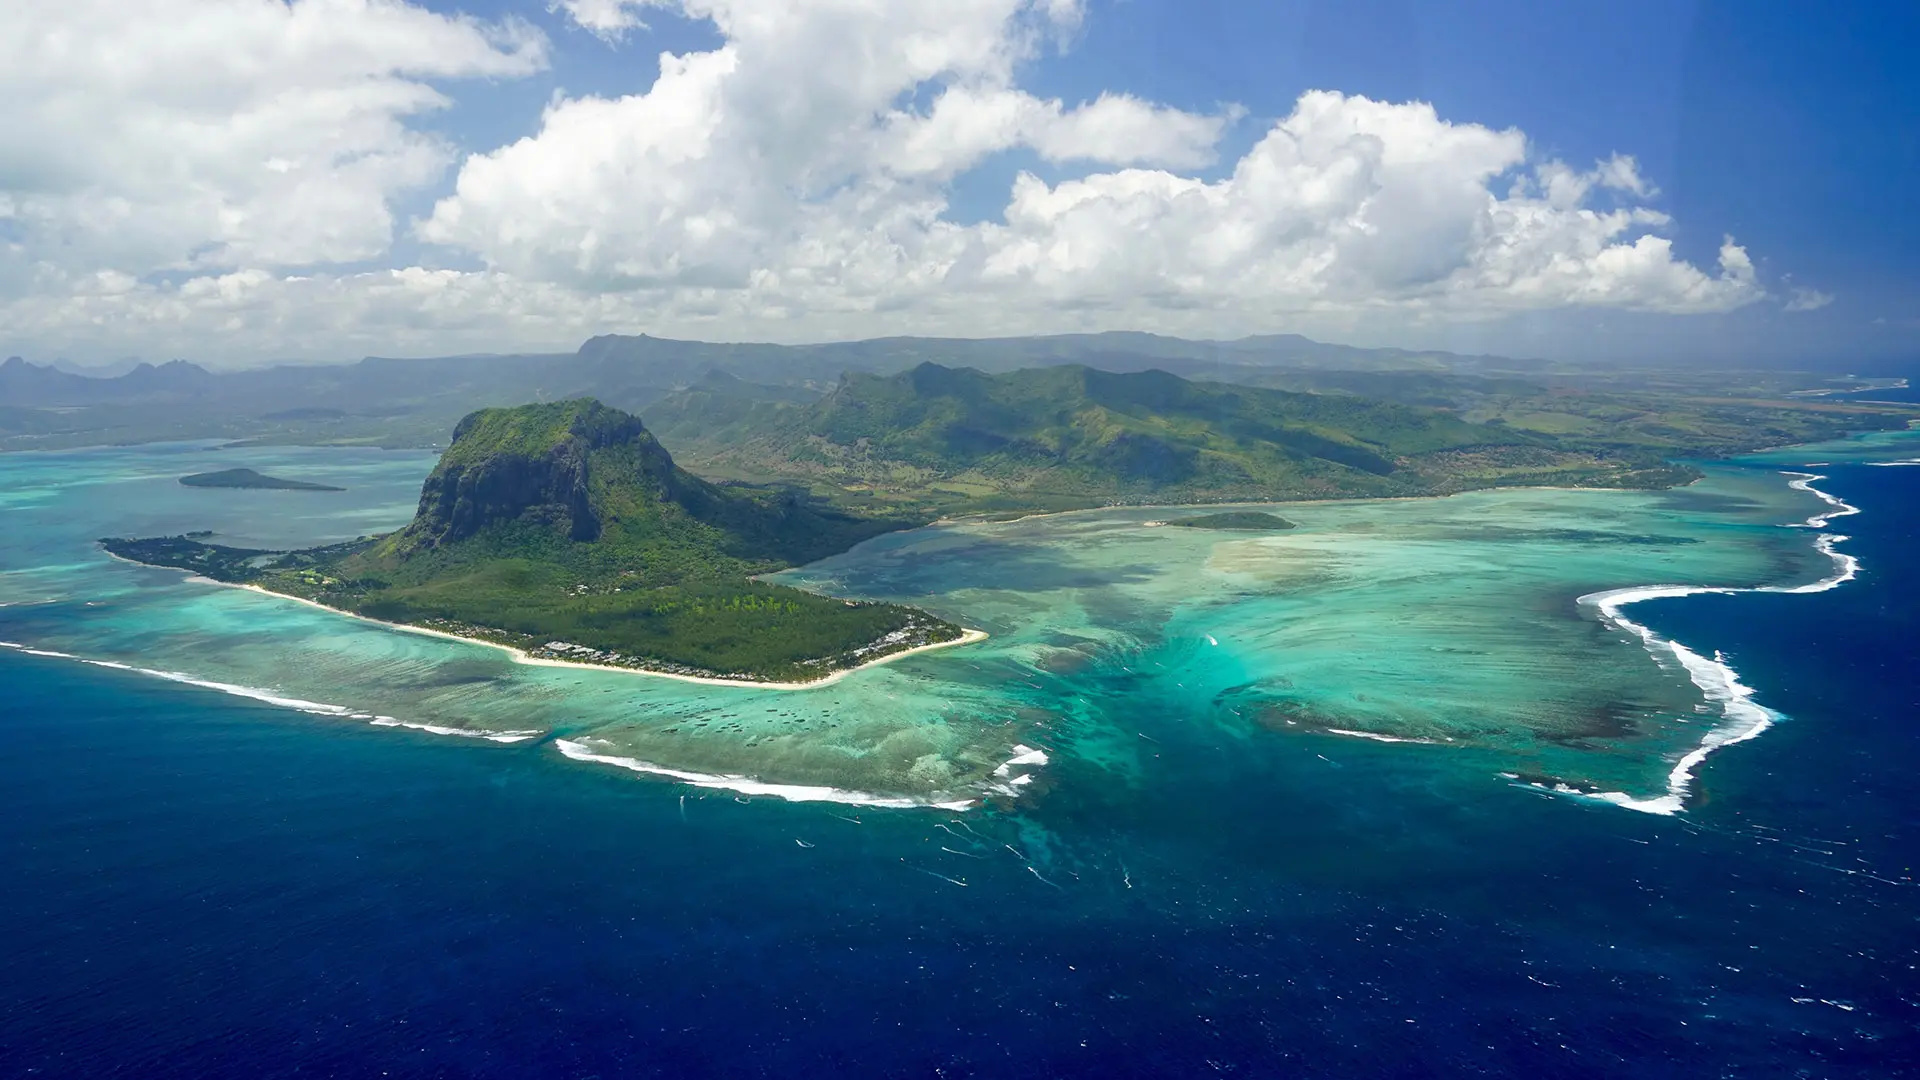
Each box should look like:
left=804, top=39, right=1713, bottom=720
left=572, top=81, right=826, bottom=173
left=643, top=362, right=1696, bottom=514
left=0, top=332, right=1541, bottom=451
left=0, top=331, right=1537, bottom=412
left=0, top=356, right=220, bottom=404
left=4, top=331, right=1910, bottom=459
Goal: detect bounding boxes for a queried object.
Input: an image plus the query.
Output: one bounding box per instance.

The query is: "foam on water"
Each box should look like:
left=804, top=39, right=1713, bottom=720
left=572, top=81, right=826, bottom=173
left=1326, top=728, right=1438, bottom=745
left=1784, top=472, right=1862, bottom=528
left=984, top=743, right=1051, bottom=797
left=997, top=745, right=1050, bottom=770
left=553, top=738, right=977, bottom=810
left=1566, top=473, right=1861, bottom=814
left=0, top=641, right=541, bottom=744
left=368, top=716, right=544, bottom=743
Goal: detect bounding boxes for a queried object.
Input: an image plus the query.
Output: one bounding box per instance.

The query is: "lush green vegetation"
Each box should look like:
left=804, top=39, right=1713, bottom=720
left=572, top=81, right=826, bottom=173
left=1227, top=369, right=1920, bottom=464
left=9, top=332, right=1914, bottom=462
left=98, top=360, right=1920, bottom=677
left=102, top=535, right=281, bottom=580
left=644, top=362, right=1745, bottom=515
left=1168, top=511, right=1297, bottom=531
left=179, top=468, right=343, bottom=491
left=110, top=400, right=963, bottom=682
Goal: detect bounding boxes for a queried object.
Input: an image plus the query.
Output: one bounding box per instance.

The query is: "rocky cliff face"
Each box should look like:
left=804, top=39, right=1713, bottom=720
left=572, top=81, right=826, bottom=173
left=402, top=400, right=669, bottom=549
left=411, top=444, right=598, bottom=545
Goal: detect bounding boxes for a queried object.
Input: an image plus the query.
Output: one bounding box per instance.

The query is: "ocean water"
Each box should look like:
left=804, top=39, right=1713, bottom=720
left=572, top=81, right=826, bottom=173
left=3, top=435, right=1918, bottom=1076
left=0, top=441, right=1856, bottom=806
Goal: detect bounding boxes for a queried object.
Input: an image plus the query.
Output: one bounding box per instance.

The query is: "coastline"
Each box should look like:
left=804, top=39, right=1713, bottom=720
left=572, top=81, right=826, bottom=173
left=87, top=441, right=1900, bottom=811
left=177, top=576, right=989, bottom=691
left=103, top=544, right=988, bottom=690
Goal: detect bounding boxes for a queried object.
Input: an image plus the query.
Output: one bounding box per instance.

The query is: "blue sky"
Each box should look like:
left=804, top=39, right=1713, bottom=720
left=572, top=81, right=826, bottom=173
left=4, top=0, right=1915, bottom=366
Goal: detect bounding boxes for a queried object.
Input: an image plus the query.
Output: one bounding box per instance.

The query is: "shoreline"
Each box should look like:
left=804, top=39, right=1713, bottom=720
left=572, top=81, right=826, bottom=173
left=170, top=575, right=989, bottom=691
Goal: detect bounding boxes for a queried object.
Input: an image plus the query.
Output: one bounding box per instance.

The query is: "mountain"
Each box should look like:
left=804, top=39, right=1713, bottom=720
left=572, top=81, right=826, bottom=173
left=10, top=333, right=1914, bottom=460
left=0, top=357, right=96, bottom=403
left=372, top=399, right=895, bottom=566
left=0, top=356, right=216, bottom=405
left=106, top=400, right=963, bottom=682
left=643, top=362, right=1688, bottom=513
left=0, top=331, right=1534, bottom=434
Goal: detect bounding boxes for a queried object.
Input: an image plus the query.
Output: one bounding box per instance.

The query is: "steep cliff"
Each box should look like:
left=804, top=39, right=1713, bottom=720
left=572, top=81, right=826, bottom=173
left=398, top=400, right=664, bottom=549
left=360, top=398, right=908, bottom=584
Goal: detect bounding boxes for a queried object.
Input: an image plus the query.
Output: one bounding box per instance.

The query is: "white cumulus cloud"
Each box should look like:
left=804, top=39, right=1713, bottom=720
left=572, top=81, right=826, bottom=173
left=0, top=0, right=1772, bottom=365
left=550, top=0, right=653, bottom=41
left=0, top=0, right=546, bottom=280
left=1784, top=287, right=1834, bottom=312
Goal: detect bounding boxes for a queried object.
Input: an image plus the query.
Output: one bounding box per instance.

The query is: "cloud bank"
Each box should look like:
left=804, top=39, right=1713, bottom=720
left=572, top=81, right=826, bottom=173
left=1, top=0, right=1766, bottom=364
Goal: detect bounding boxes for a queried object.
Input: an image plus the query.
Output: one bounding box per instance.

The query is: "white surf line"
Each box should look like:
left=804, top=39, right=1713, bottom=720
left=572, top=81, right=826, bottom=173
left=1561, top=472, right=1861, bottom=816
left=1866, top=458, right=1920, bottom=467
left=1324, top=728, right=1438, bottom=745
left=1783, top=471, right=1861, bottom=528
left=553, top=738, right=978, bottom=811
left=0, top=641, right=541, bottom=744
left=985, top=743, right=1050, bottom=799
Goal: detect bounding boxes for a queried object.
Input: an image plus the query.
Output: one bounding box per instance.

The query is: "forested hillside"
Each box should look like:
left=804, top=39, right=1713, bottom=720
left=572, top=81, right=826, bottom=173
left=107, top=400, right=963, bottom=682
left=644, top=362, right=1699, bottom=515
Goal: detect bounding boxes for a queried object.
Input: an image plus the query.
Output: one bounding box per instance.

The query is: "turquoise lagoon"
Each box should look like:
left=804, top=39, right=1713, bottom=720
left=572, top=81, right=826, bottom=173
left=0, top=437, right=1896, bottom=812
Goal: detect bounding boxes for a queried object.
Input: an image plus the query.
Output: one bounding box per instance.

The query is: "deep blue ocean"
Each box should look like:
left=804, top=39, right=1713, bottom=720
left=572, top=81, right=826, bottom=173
left=4, top=454, right=1918, bottom=1077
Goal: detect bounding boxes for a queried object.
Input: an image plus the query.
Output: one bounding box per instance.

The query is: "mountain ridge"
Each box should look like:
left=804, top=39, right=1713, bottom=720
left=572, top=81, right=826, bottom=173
left=12, top=333, right=1915, bottom=469
left=641, top=361, right=1685, bottom=514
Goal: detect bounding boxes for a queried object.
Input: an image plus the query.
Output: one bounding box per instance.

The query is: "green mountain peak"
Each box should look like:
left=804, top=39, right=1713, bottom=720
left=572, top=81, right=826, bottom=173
left=108, top=399, right=966, bottom=683
left=398, top=398, right=680, bottom=550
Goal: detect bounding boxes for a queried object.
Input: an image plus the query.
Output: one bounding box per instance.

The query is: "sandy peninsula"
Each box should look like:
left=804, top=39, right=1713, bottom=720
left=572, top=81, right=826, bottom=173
left=192, top=577, right=988, bottom=691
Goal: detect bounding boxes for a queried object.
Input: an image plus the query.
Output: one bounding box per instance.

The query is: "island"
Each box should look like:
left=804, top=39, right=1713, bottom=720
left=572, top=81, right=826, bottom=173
left=1168, top=511, right=1297, bottom=531
left=100, top=371, right=1920, bottom=686
left=180, top=468, right=344, bottom=491
left=113, top=400, right=969, bottom=685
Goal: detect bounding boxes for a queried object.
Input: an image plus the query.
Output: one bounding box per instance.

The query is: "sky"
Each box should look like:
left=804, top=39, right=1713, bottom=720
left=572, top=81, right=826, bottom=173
left=2, top=0, right=1914, bottom=369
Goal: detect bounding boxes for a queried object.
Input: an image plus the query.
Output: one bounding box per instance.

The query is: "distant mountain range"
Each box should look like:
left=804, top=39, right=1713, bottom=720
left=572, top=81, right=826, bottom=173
left=0, top=332, right=1533, bottom=452
left=5, top=331, right=1912, bottom=460
left=0, top=331, right=1541, bottom=413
